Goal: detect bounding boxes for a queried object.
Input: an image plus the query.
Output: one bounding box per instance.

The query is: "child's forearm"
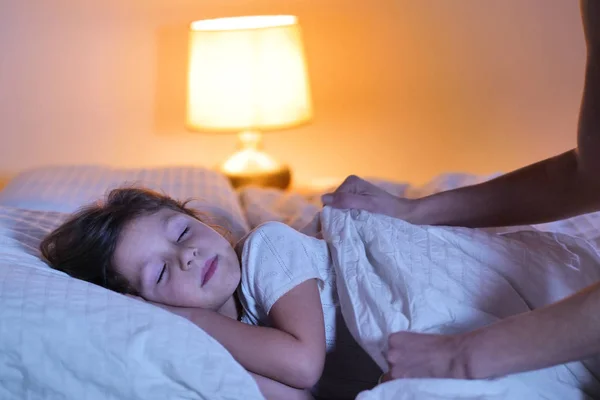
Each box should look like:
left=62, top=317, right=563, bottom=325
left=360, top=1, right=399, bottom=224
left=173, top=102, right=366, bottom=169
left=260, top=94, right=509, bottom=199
left=249, top=372, right=315, bottom=400
left=149, top=279, right=326, bottom=389
left=160, top=304, right=321, bottom=389
left=187, top=309, right=320, bottom=388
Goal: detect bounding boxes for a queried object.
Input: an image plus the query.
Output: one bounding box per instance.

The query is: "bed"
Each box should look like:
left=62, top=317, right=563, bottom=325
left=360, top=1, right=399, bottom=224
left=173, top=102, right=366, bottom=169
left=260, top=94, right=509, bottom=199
left=1, top=164, right=600, bottom=400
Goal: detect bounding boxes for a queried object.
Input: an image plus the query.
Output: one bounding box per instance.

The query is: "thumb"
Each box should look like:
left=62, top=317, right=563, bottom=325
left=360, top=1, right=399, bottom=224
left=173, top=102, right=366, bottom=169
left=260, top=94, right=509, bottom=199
left=321, top=193, right=334, bottom=205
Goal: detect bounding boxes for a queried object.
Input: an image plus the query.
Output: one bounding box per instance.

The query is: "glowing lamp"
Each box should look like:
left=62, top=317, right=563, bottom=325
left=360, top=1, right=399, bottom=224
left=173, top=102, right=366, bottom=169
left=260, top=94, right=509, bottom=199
left=186, top=15, right=313, bottom=189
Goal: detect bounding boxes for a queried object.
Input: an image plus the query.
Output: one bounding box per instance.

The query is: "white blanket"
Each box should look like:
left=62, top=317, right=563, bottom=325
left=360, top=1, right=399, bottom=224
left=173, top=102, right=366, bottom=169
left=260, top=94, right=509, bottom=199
left=320, top=207, right=600, bottom=400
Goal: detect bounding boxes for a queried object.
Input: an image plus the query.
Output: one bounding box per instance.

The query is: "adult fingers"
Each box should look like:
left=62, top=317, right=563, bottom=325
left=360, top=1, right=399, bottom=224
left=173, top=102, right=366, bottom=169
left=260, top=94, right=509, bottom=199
left=321, top=192, right=375, bottom=211
left=333, top=175, right=370, bottom=194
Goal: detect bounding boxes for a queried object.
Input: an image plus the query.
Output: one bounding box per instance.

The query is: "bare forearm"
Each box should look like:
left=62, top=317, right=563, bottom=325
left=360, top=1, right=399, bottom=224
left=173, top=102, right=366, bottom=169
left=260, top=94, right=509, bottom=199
left=182, top=309, right=317, bottom=388
left=578, top=38, right=600, bottom=176
left=410, top=30, right=600, bottom=228
left=410, top=150, right=600, bottom=228
left=158, top=281, right=324, bottom=389
left=464, top=282, right=600, bottom=379
left=249, top=372, right=314, bottom=400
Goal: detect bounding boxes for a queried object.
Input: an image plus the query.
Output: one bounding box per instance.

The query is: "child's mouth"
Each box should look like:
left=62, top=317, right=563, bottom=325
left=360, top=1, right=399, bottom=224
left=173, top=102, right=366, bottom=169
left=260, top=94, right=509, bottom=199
left=201, top=255, right=218, bottom=287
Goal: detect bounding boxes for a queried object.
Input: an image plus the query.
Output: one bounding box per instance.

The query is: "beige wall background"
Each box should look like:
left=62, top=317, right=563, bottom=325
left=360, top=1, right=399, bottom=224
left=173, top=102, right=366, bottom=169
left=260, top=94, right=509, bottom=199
left=0, top=0, right=586, bottom=187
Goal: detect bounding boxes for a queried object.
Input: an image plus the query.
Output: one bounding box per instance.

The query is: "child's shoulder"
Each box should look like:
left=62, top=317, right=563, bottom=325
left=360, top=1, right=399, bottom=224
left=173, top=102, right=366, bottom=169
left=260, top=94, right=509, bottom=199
left=233, top=221, right=296, bottom=254
left=234, top=221, right=304, bottom=254
left=250, top=221, right=300, bottom=239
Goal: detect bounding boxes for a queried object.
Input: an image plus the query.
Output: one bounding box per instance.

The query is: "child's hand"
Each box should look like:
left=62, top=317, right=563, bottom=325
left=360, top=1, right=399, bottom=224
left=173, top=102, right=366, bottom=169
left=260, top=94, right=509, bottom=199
left=124, top=294, right=146, bottom=303
left=124, top=294, right=184, bottom=315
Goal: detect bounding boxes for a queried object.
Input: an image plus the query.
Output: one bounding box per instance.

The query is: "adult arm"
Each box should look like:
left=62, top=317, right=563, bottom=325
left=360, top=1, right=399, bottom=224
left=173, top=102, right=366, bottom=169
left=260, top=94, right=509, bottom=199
left=327, top=1, right=600, bottom=383
left=408, top=148, right=600, bottom=228
left=383, top=281, right=600, bottom=380
left=411, top=30, right=600, bottom=229
left=324, top=1, right=600, bottom=228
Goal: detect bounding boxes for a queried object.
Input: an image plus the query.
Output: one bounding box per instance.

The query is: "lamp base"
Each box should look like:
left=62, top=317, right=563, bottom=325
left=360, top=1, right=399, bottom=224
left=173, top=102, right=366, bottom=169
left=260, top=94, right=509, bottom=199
left=219, top=130, right=292, bottom=190
left=225, top=166, right=291, bottom=190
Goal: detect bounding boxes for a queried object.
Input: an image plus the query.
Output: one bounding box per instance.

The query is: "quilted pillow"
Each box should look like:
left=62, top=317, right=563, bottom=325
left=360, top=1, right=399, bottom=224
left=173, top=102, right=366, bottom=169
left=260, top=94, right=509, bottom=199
left=0, top=165, right=249, bottom=242
left=0, top=205, right=263, bottom=400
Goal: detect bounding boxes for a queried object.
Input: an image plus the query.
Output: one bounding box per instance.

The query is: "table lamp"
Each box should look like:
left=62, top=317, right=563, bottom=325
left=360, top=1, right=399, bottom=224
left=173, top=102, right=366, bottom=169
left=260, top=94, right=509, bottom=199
left=186, top=15, right=313, bottom=190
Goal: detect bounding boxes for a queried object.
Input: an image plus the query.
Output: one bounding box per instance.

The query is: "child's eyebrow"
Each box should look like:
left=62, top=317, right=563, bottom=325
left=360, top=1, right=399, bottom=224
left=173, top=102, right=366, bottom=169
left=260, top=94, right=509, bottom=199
left=163, top=213, right=179, bottom=237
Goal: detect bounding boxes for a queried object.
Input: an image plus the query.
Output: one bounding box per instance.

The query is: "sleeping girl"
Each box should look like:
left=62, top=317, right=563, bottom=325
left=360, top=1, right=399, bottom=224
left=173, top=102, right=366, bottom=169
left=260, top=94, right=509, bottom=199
left=40, top=187, right=382, bottom=400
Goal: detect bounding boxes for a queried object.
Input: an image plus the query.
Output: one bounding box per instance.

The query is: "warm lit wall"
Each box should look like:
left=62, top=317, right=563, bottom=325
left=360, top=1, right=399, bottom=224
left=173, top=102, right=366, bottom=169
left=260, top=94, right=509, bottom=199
left=0, top=0, right=586, bottom=187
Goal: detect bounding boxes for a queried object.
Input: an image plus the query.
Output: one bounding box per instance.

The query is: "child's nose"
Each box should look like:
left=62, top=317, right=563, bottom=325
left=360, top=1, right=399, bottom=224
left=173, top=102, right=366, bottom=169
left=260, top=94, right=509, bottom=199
left=181, top=248, right=198, bottom=271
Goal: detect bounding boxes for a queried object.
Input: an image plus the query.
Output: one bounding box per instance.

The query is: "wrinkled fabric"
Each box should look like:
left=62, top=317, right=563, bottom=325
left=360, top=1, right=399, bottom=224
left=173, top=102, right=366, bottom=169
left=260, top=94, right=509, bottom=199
left=321, top=207, right=600, bottom=400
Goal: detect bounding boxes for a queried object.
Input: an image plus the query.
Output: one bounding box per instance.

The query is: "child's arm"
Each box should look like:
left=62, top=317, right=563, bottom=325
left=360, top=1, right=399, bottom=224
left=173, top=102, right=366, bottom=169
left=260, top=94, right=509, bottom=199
left=163, top=279, right=326, bottom=389
left=249, top=372, right=315, bottom=400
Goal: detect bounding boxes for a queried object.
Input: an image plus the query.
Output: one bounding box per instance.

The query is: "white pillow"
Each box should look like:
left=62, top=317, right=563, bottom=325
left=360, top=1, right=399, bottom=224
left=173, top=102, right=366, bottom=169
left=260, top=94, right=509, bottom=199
left=0, top=205, right=263, bottom=400
left=0, top=165, right=249, bottom=242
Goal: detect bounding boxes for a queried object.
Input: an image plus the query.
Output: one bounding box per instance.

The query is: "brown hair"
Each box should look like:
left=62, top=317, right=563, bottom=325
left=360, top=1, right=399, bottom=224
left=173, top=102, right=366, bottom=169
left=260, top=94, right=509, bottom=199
left=40, top=187, right=230, bottom=295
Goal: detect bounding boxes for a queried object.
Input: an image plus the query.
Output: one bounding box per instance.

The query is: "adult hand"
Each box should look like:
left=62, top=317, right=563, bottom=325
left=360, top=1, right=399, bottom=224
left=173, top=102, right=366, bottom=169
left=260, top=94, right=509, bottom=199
left=321, top=175, right=417, bottom=222
left=381, top=331, right=474, bottom=382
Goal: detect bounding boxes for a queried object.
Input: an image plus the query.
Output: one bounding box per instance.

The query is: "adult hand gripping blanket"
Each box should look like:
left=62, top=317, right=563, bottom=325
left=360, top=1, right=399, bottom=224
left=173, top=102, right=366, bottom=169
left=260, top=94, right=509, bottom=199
left=319, top=207, right=600, bottom=400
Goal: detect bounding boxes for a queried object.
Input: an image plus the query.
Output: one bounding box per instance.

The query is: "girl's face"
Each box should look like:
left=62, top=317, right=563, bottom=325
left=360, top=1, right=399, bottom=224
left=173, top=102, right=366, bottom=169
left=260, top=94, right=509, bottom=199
left=113, top=208, right=241, bottom=310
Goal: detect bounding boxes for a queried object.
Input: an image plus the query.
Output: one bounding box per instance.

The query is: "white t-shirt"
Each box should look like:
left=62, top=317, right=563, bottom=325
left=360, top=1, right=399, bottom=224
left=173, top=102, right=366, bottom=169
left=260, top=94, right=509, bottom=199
left=236, top=221, right=381, bottom=399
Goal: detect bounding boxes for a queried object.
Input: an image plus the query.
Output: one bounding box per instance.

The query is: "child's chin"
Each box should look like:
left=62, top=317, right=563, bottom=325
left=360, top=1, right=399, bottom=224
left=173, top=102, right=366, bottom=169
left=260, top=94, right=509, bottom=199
left=182, top=300, right=206, bottom=309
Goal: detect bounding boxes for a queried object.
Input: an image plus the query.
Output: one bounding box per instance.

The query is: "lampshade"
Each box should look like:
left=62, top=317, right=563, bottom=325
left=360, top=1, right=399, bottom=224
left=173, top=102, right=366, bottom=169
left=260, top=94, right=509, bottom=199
left=186, top=15, right=313, bottom=132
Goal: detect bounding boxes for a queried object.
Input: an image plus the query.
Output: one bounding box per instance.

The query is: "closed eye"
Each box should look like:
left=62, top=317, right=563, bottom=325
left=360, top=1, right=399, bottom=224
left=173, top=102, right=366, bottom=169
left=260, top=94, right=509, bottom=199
left=157, top=264, right=166, bottom=284
left=177, top=227, right=189, bottom=242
